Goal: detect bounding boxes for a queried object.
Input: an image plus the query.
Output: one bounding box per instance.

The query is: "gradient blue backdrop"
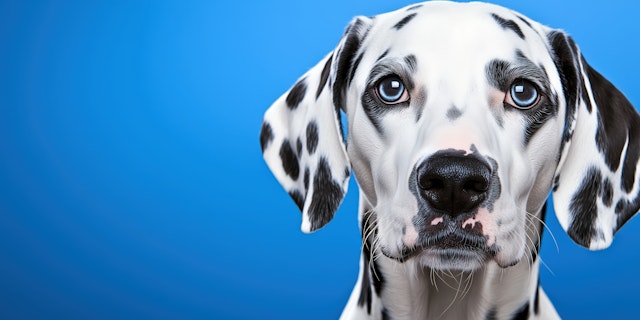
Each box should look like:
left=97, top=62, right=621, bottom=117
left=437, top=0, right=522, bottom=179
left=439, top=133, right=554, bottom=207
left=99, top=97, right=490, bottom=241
left=1, top=0, right=639, bottom=319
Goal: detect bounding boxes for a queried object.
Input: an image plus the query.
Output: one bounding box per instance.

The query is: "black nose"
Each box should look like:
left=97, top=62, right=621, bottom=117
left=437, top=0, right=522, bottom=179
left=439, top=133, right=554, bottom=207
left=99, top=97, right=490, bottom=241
left=416, top=154, right=492, bottom=216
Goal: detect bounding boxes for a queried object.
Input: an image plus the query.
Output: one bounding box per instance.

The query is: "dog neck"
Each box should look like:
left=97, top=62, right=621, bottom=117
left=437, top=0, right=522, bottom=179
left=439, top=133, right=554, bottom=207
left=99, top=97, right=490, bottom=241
left=347, top=201, right=554, bottom=319
left=369, top=254, right=539, bottom=319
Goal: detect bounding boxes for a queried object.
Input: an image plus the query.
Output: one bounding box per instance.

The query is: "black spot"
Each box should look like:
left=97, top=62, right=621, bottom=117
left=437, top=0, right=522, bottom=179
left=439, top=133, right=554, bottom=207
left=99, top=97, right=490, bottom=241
left=304, top=167, right=310, bottom=191
left=404, top=54, right=417, bottom=72
left=316, top=55, right=333, bottom=99
left=377, top=49, right=389, bottom=62
left=296, top=137, right=303, bottom=157
left=307, top=157, right=344, bottom=231
left=358, top=251, right=373, bottom=314
left=358, top=208, right=376, bottom=314
left=289, top=190, right=305, bottom=211
left=588, top=63, right=640, bottom=192
left=568, top=167, right=601, bottom=246
left=510, top=302, right=530, bottom=320
left=286, top=78, right=307, bottom=110
left=260, top=122, right=274, bottom=152
left=348, top=52, right=364, bottom=85
left=615, top=188, right=640, bottom=232
left=333, top=18, right=369, bottom=143
left=381, top=308, right=390, bottom=320
left=279, top=140, right=300, bottom=180
left=491, top=13, right=525, bottom=39
left=601, top=178, right=614, bottom=207
left=485, top=306, right=498, bottom=320
left=516, top=15, right=533, bottom=29
left=344, top=167, right=350, bottom=180
left=333, top=18, right=369, bottom=112
left=548, top=32, right=580, bottom=152
left=406, top=4, right=423, bottom=11
left=393, top=13, right=417, bottom=30
left=306, top=121, right=319, bottom=155
left=552, top=175, right=560, bottom=192
left=530, top=203, right=547, bottom=263
left=446, top=106, right=462, bottom=121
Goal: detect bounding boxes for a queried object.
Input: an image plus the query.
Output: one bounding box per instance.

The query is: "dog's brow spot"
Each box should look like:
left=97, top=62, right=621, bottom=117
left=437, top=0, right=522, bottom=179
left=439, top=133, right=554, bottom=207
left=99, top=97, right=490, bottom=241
left=446, top=106, right=462, bottom=121
left=490, top=13, right=525, bottom=40
left=393, top=12, right=417, bottom=30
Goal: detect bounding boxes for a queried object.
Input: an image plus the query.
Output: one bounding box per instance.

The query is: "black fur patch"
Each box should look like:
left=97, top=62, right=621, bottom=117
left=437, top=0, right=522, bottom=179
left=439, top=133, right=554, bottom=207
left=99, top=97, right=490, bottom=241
left=358, top=208, right=377, bottom=314
left=516, top=15, right=533, bottom=29
left=306, top=121, right=319, bottom=155
left=548, top=32, right=580, bottom=150
left=316, top=55, right=333, bottom=99
left=393, top=13, right=417, bottom=30
left=381, top=308, right=390, bottom=320
left=348, top=52, right=364, bottom=85
left=511, top=302, right=530, bottom=320
left=589, top=63, right=640, bottom=192
left=568, top=167, right=601, bottom=246
left=491, top=13, right=525, bottom=40
left=333, top=18, right=369, bottom=111
left=289, top=190, right=305, bottom=211
left=377, top=49, right=390, bottom=62
left=404, top=54, right=417, bottom=72
left=406, top=4, right=423, bottom=11
left=279, top=139, right=300, bottom=180
left=307, top=157, right=344, bottom=231
left=286, top=78, right=307, bottom=109
left=358, top=256, right=373, bottom=314
left=601, top=178, right=614, bottom=207
left=303, top=167, right=310, bottom=191
left=260, top=122, right=274, bottom=152
left=529, top=203, right=547, bottom=263
left=485, top=306, right=498, bottom=320
left=296, top=137, right=303, bottom=157
left=446, top=106, right=462, bottom=121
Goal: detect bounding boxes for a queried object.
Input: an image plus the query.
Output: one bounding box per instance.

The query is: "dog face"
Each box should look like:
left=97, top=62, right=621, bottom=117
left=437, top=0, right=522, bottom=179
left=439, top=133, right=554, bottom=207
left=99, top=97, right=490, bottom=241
left=260, top=1, right=640, bottom=271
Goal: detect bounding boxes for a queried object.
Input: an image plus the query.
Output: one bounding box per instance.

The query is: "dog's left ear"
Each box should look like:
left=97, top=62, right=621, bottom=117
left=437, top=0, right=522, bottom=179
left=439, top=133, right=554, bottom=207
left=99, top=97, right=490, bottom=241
left=260, top=17, right=373, bottom=233
left=549, top=30, right=640, bottom=250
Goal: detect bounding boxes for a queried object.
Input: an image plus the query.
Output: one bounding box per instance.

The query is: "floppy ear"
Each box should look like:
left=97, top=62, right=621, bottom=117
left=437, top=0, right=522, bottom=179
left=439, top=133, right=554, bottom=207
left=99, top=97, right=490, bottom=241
left=549, top=30, right=640, bottom=250
left=260, top=17, right=372, bottom=233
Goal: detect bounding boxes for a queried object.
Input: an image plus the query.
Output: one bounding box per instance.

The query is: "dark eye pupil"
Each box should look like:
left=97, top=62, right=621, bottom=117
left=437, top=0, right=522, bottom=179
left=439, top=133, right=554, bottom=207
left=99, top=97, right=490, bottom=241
left=510, top=81, right=538, bottom=108
left=378, top=77, right=404, bottom=102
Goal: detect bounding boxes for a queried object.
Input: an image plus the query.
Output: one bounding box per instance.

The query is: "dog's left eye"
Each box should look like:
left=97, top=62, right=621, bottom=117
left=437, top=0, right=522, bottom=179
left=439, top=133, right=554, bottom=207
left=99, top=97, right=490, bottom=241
left=506, top=79, right=540, bottom=109
left=376, top=76, right=409, bottom=104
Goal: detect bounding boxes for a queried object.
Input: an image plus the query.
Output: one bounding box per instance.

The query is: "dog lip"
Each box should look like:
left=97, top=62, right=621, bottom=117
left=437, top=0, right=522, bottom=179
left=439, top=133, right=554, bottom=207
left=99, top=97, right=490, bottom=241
left=383, top=230, right=496, bottom=262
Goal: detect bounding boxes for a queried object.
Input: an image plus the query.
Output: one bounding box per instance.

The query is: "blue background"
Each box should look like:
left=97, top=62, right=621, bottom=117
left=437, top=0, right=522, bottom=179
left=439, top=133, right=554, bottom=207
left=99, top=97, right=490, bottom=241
left=1, top=0, right=639, bottom=319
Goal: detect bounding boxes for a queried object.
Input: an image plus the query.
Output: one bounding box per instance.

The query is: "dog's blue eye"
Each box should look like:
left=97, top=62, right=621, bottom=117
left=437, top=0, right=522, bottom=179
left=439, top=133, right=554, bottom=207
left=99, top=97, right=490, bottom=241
left=508, top=80, right=539, bottom=109
left=376, top=76, right=408, bottom=104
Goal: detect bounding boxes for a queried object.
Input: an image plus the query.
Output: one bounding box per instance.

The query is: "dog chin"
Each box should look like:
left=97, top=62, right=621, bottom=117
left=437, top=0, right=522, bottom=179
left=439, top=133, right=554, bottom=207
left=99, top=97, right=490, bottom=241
left=382, top=245, right=492, bottom=271
left=414, top=248, right=489, bottom=271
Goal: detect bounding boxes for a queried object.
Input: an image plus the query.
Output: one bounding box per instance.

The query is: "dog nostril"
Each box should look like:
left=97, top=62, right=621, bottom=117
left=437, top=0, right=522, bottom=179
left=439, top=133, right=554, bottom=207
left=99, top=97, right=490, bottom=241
left=463, top=178, right=489, bottom=193
left=420, top=178, right=445, bottom=190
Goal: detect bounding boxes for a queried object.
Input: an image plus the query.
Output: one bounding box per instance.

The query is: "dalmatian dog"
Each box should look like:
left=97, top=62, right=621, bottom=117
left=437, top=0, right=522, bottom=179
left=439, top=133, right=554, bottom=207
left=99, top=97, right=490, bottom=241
left=260, top=1, right=640, bottom=319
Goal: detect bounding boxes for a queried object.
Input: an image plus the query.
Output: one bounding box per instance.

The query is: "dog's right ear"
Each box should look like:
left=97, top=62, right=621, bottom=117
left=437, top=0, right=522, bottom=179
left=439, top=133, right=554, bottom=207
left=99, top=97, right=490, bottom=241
left=260, top=17, right=373, bottom=233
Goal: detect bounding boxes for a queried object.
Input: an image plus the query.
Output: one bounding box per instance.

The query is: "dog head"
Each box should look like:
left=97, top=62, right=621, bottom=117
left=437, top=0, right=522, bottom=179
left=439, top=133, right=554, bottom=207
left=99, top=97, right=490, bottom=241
left=260, top=1, right=640, bottom=270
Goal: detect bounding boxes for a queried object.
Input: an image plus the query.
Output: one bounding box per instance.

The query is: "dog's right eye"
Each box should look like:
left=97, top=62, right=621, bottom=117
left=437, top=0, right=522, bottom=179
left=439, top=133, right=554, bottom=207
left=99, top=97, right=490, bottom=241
left=376, top=76, right=409, bottom=104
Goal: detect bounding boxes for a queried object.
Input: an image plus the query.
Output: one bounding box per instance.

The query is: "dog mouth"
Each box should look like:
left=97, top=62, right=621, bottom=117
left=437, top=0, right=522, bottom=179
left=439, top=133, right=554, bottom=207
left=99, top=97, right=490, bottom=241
left=381, top=230, right=497, bottom=268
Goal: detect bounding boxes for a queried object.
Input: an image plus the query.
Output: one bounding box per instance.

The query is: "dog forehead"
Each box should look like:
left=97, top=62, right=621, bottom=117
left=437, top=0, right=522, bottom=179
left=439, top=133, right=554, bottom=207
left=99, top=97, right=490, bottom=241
left=366, top=2, right=546, bottom=64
